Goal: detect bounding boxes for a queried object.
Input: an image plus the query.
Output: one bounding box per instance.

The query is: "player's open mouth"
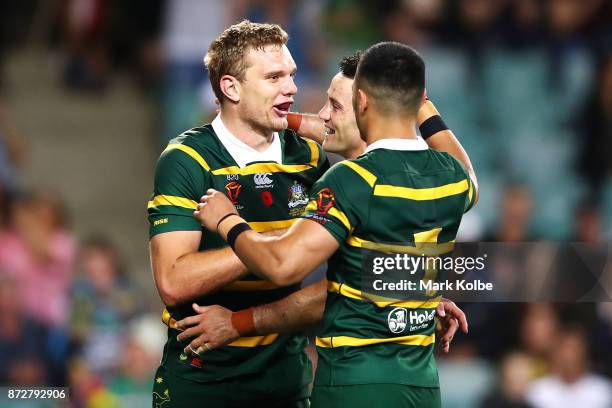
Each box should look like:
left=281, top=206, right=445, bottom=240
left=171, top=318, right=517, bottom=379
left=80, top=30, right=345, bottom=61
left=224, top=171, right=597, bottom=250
left=273, top=102, right=292, bottom=116
left=324, top=126, right=336, bottom=142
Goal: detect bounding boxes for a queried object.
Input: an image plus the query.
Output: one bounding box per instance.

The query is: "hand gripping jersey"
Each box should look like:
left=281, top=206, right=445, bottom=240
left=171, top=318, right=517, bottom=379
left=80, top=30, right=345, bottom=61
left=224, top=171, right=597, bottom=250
left=301, top=141, right=475, bottom=388
left=148, top=125, right=328, bottom=385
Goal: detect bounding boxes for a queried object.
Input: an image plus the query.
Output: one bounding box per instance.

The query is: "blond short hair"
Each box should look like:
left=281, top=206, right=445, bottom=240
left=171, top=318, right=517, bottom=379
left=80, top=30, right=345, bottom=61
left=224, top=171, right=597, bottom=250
left=204, top=20, right=289, bottom=103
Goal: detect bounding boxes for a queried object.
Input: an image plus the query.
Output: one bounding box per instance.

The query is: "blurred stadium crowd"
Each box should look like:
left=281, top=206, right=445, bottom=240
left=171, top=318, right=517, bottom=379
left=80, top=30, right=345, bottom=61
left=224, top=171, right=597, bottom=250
left=0, top=0, right=611, bottom=407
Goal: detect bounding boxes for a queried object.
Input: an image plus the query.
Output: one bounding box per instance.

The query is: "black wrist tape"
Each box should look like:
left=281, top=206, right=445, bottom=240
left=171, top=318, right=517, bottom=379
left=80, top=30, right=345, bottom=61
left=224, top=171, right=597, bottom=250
left=419, top=115, right=448, bottom=140
left=227, top=222, right=252, bottom=250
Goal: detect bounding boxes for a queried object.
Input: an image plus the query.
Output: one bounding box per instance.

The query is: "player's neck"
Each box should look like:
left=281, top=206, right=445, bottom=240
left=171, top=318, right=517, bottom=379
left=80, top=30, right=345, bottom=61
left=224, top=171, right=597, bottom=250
left=344, top=140, right=367, bottom=159
left=364, top=114, right=418, bottom=145
left=219, top=109, right=274, bottom=152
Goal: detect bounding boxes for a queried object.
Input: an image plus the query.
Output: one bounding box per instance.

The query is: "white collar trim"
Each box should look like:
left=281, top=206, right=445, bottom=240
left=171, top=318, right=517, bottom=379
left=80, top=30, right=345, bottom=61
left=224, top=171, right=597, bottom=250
left=212, top=114, right=281, bottom=168
left=364, top=137, right=429, bottom=154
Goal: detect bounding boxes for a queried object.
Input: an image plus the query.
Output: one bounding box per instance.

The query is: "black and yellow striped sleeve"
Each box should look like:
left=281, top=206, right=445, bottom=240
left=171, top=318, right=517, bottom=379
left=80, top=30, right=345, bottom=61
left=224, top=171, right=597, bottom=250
left=147, top=144, right=209, bottom=238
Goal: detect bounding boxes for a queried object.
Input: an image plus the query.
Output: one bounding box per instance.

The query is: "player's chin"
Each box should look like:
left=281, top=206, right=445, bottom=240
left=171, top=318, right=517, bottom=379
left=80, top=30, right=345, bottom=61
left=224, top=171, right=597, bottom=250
left=269, top=117, right=288, bottom=131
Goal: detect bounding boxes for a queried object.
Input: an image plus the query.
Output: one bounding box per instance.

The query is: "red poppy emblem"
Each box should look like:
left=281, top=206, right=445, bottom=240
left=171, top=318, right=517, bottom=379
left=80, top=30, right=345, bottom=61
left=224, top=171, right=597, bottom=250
left=261, top=191, right=273, bottom=206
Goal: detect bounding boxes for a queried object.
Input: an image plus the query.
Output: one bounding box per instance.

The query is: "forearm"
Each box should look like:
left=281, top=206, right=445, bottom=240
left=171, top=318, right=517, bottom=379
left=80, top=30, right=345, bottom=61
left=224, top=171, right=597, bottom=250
left=251, top=280, right=327, bottom=335
left=216, top=217, right=332, bottom=286
left=288, top=112, right=325, bottom=144
left=418, top=100, right=478, bottom=200
left=157, top=246, right=248, bottom=305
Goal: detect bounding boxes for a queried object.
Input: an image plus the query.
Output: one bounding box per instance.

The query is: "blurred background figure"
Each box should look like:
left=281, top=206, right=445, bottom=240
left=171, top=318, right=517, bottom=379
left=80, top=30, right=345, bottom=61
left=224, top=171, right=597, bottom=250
left=71, top=236, right=144, bottom=379
left=0, top=275, right=51, bottom=386
left=480, top=351, right=535, bottom=408
left=526, top=327, right=612, bottom=408
left=0, top=1, right=610, bottom=406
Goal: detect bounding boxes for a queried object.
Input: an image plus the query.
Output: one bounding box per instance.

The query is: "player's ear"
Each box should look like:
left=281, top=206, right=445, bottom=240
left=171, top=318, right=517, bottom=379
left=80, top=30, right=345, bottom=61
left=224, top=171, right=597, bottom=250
left=220, top=75, right=240, bottom=103
left=356, top=88, right=368, bottom=115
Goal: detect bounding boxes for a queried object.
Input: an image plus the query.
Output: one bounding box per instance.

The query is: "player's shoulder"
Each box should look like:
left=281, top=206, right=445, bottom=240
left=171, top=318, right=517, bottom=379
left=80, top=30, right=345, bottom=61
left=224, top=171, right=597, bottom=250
left=323, top=156, right=377, bottom=190
left=165, top=125, right=221, bottom=154
left=281, top=129, right=324, bottom=165
left=426, top=149, right=466, bottom=174
left=158, top=125, right=224, bottom=171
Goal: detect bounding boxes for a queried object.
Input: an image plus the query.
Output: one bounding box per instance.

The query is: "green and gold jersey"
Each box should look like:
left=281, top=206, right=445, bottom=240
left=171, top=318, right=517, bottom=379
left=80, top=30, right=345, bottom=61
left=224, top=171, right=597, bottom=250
left=148, top=124, right=328, bottom=383
left=301, top=139, right=475, bottom=388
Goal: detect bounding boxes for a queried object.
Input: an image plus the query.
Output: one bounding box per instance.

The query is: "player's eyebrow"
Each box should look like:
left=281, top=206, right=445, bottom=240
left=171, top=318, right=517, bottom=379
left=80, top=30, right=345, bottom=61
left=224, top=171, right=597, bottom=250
left=264, top=67, right=297, bottom=78
left=329, top=96, right=343, bottom=109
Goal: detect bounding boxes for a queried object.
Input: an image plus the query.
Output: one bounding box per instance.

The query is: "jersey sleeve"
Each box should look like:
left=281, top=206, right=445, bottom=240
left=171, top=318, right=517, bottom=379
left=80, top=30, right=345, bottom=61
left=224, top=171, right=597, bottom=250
left=300, top=162, right=365, bottom=243
left=147, top=147, right=207, bottom=238
left=464, top=176, right=477, bottom=213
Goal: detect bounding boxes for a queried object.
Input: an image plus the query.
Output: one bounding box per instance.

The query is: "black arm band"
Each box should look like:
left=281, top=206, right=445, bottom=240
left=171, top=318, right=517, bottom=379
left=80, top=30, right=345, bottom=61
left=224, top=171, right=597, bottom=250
left=227, top=222, right=252, bottom=251
left=419, top=115, right=448, bottom=140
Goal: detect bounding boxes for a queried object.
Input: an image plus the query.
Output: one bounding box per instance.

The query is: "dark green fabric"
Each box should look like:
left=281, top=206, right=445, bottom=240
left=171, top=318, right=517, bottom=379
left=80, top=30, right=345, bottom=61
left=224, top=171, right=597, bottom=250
left=310, top=383, right=441, bottom=408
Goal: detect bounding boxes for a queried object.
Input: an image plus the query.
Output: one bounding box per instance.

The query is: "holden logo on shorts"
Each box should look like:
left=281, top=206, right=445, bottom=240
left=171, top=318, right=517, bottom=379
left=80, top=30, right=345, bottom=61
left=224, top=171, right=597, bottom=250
left=254, top=173, right=273, bottom=188
left=388, top=307, right=408, bottom=334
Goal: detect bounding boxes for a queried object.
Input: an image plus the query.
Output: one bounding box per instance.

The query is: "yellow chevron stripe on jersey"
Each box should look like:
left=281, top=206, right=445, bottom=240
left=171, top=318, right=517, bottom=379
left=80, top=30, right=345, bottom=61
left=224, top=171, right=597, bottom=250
left=413, top=228, right=442, bottom=244
left=374, top=179, right=469, bottom=201
left=305, top=200, right=352, bottom=231
left=211, top=162, right=313, bottom=176
left=315, top=333, right=435, bottom=348
left=305, top=138, right=320, bottom=167
left=165, top=143, right=211, bottom=171
left=148, top=195, right=198, bottom=209
left=249, top=218, right=298, bottom=232
left=222, top=280, right=279, bottom=291
left=327, top=281, right=440, bottom=308
left=341, top=160, right=377, bottom=187
left=345, top=235, right=455, bottom=256
left=228, top=334, right=279, bottom=347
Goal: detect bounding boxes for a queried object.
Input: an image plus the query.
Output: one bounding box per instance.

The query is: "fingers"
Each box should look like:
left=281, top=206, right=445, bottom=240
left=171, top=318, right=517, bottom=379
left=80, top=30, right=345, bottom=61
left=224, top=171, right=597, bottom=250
left=175, top=315, right=203, bottom=331
left=177, top=324, right=206, bottom=342
left=445, top=302, right=468, bottom=334
left=184, top=334, right=211, bottom=355
left=440, top=318, right=458, bottom=353
left=436, top=302, right=446, bottom=318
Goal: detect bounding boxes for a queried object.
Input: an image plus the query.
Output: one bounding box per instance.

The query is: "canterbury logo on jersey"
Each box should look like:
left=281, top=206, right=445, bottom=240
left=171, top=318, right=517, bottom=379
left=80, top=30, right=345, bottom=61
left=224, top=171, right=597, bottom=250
left=254, top=173, right=273, bottom=188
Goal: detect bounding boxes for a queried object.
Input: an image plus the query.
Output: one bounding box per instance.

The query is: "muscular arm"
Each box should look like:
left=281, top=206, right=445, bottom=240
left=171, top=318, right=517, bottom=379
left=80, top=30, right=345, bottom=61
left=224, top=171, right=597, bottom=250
left=290, top=113, right=326, bottom=144
left=253, top=279, right=326, bottom=334
left=418, top=100, right=479, bottom=204
left=218, top=217, right=339, bottom=286
left=150, top=230, right=247, bottom=306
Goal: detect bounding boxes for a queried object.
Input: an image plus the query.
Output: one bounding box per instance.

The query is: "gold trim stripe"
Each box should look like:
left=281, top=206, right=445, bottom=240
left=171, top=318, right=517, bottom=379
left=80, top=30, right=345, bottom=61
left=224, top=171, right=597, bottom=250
left=212, top=162, right=314, bottom=176
left=413, top=228, right=442, bottom=245
left=148, top=195, right=198, bottom=209
left=327, top=281, right=440, bottom=309
left=346, top=235, right=455, bottom=256
left=249, top=218, right=298, bottom=232
left=162, top=308, right=178, bottom=329
left=315, top=333, right=435, bottom=348
left=305, top=138, right=320, bottom=166
left=228, top=334, right=279, bottom=347
left=165, top=144, right=211, bottom=171
left=345, top=235, right=455, bottom=256
left=341, top=161, right=377, bottom=187
left=374, top=179, right=469, bottom=201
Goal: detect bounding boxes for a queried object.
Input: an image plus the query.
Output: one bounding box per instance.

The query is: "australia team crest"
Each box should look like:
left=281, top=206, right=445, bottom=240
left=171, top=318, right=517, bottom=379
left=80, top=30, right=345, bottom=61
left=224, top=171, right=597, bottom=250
left=288, top=181, right=309, bottom=216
